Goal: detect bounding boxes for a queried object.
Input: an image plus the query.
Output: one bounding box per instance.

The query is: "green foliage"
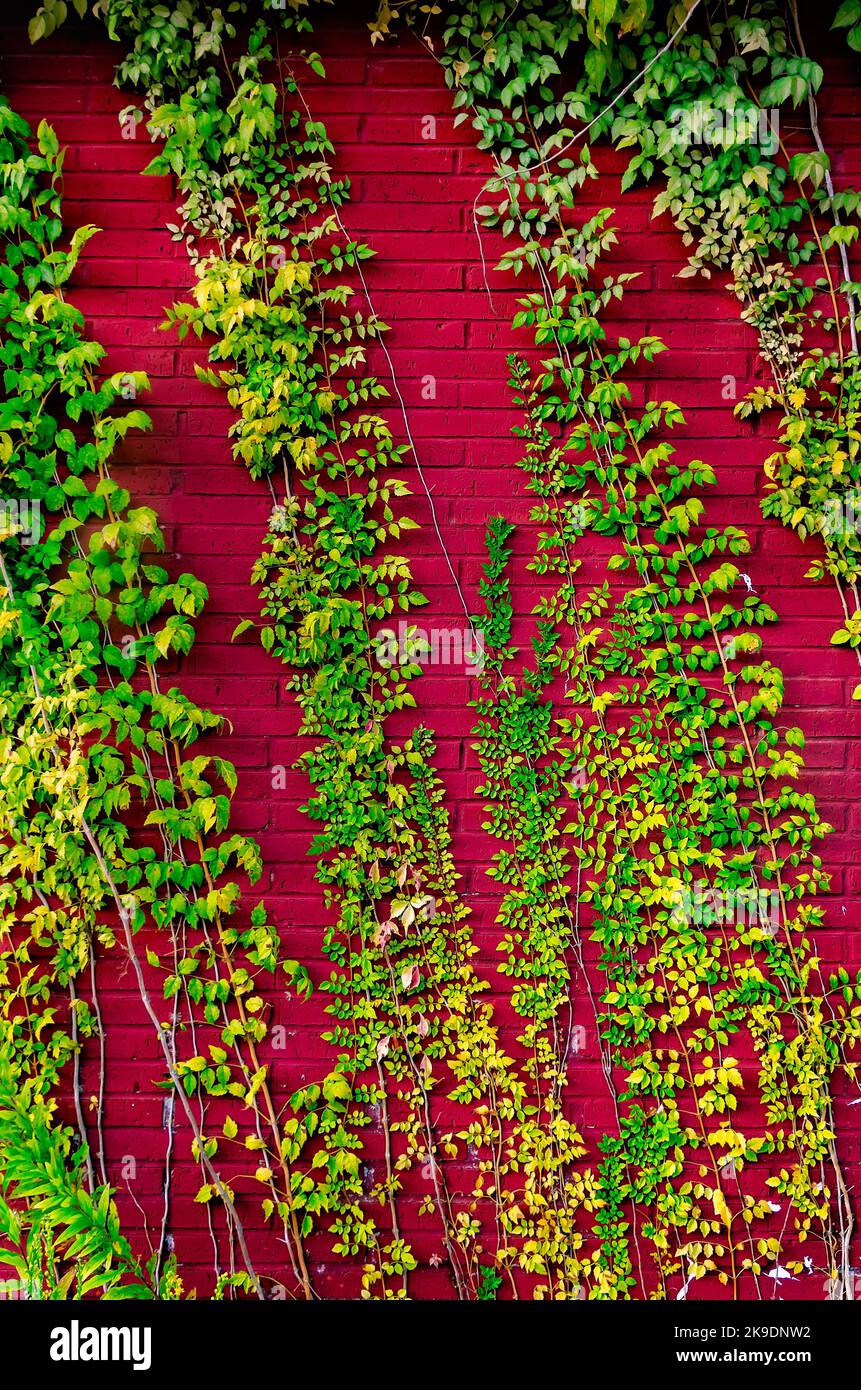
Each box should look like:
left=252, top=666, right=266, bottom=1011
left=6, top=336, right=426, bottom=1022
left=834, top=0, right=861, bottom=53
left=12, top=0, right=861, bottom=1302
left=442, top=0, right=861, bottom=687
left=443, top=0, right=861, bottom=1297
left=0, top=1064, right=153, bottom=1299
left=0, top=90, right=315, bottom=1300
left=607, top=2, right=861, bottom=678
left=94, top=0, right=609, bottom=1300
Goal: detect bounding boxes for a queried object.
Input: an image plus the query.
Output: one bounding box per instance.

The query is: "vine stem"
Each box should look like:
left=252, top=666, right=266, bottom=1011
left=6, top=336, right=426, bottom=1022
left=88, top=954, right=108, bottom=1188
left=67, top=976, right=95, bottom=1194
left=27, top=876, right=98, bottom=1197
left=788, top=0, right=859, bottom=356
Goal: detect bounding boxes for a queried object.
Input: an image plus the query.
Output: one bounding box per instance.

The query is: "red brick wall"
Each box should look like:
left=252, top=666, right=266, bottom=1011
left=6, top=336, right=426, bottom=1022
left=3, top=14, right=861, bottom=1300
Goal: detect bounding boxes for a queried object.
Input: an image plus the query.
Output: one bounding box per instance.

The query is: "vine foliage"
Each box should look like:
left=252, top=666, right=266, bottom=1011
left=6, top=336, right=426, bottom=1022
left=3, top=0, right=861, bottom=1301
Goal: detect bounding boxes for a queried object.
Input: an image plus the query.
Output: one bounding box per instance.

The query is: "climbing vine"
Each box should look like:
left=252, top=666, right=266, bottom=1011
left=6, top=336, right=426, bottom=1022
left=0, top=90, right=327, bottom=1301
left=3, top=0, right=860, bottom=1301
left=429, top=0, right=861, bottom=687
left=607, top=2, right=861, bottom=686
left=32, top=0, right=615, bottom=1300
left=439, top=0, right=861, bottom=1295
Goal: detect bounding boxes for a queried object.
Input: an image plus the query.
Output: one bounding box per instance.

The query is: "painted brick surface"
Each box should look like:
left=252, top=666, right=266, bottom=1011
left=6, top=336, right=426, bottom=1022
left=2, top=14, right=861, bottom=1300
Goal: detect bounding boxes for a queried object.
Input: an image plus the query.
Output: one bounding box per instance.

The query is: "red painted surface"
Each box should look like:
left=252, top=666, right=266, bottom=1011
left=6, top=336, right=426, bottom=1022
left=2, top=14, right=861, bottom=1299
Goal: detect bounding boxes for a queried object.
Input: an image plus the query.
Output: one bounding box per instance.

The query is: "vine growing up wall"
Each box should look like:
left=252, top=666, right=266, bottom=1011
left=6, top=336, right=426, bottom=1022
left=431, top=0, right=861, bottom=688
left=1, top=0, right=860, bottom=1300
left=104, top=0, right=627, bottom=1300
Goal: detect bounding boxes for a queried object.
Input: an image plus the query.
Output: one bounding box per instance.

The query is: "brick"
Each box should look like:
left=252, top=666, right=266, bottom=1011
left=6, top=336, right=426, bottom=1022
left=2, top=11, right=860, bottom=1306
